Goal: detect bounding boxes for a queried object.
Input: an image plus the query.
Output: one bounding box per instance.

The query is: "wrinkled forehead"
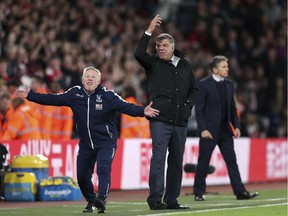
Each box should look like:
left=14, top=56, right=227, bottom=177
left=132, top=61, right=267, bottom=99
left=156, top=38, right=172, bottom=45
left=156, top=33, right=174, bottom=44
left=83, top=69, right=96, bottom=75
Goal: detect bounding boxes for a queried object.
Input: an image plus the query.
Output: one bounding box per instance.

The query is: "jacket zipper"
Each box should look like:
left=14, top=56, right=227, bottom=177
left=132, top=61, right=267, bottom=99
left=87, top=96, right=94, bottom=149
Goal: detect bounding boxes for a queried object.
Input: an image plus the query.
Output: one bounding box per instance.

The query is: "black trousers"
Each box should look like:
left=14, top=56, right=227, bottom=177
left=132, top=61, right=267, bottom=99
left=193, top=129, right=246, bottom=196
left=77, top=147, right=115, bottom=202
left=147, top=120, right=187, bottom=206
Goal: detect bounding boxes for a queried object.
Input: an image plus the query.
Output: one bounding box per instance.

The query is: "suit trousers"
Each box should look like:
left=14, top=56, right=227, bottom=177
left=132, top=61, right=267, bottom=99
left=147, top=120, right=187, bottom=206
left=194, top=130, right=246, bottom=196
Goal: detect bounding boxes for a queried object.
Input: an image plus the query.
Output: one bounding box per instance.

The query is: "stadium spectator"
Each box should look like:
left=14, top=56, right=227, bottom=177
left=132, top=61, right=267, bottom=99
left=120, top=86, right=150, bottom=139
left=0, top=97, right=41, bottom=140
left=25, top=75, right=54, bottom=139
left=49, top=81, right=74, bottom=140
left=0, top=93, right=13, bottom=134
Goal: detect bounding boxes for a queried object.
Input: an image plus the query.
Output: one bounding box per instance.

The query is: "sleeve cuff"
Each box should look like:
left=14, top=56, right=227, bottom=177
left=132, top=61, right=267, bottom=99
left=145, top=31, right=152, bottom=36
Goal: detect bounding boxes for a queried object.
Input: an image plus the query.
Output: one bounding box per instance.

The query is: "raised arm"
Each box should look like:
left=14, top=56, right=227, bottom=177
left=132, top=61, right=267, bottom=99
left=135, top=15, right=163, bottom=71
left=146, top=14, right=162, bottom=35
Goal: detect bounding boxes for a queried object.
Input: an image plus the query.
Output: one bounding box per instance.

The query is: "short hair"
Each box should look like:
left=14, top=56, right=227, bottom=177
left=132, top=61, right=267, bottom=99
left=12, top=97, right=25, bottom=109
left=31, top=75, right=45, bottom=84
left=6, top=80, right=20, bottom=87
left=156, top=33, right=175, bottom=48
left=82, top=66, right=101, bottom=78
left=210, top=55, right=228, bottom=72
left=124, top=86, right=136, bottom=98
left=0, top=93, right=11, bottom=101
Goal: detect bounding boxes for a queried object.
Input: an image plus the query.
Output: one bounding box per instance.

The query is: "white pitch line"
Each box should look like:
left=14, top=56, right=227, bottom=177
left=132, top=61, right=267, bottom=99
left=109, top=202, right=147, bottom=205
left=136, top=202, right=288, bottom=216
left=109, top=197, right=287, bottom=206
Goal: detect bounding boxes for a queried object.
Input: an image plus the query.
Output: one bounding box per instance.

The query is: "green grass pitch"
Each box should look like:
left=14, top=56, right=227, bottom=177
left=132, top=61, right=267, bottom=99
left=1, top=188, right=287, bottom=216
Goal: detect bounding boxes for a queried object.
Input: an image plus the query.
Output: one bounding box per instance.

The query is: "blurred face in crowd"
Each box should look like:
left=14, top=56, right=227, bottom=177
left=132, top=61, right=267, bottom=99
left=156, top=38, right=174, bottom=61
left=82, top=67, right=101, bottom=94
left=30, top=77, right=43, bottom=91
left=213, top=60, right=229, bottom=79
left=0, top=96, right=11, bottom=112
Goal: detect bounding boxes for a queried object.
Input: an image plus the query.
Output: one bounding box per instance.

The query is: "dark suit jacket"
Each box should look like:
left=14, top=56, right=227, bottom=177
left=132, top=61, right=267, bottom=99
left=195, top=75, right=240, bottom=139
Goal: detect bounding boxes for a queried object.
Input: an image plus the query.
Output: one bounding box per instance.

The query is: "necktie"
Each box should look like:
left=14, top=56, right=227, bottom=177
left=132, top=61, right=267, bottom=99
left=167, top=60, right=174, bottom=66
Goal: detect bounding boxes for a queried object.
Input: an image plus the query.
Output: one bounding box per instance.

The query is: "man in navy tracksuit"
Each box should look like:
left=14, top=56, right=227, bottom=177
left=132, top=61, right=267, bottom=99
left=15, top=66, right=159, bottom=213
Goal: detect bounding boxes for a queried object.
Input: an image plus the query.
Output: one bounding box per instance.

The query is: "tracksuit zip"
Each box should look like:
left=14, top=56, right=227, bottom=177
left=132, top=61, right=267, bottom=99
left=87, top=96, right=94, bottom=150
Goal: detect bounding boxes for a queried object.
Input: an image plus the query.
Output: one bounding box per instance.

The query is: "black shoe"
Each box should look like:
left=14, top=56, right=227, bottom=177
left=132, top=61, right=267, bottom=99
left=194, top=195, right=206, bottom=201
left=149, top=201, right=167, bottom=210
left=94, top=198, right=106, bottom=213
left=82, top=202, right=95, bottom=213
left=166, top=203, right=190, bottom=209
left=236, top=191, right=259, bottom=200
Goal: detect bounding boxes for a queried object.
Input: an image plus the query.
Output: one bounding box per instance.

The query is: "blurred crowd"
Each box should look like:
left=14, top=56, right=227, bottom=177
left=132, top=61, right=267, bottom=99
left=0, top=0, right=286, bottom=139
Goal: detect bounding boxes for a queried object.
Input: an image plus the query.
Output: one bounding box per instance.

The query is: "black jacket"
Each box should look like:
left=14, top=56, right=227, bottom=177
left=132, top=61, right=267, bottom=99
left=195, top=76, right=240, bottom=138
left=135, top=33, right=198, bottom=126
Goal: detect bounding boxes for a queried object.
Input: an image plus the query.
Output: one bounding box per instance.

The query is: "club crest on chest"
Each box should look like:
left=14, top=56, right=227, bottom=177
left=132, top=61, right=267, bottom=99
left=95, top=94, right=103, bottom=110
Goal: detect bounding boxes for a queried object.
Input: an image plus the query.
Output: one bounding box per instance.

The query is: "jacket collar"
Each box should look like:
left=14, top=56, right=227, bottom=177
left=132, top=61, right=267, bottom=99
left=83, top=85, right=103, bottom=96
left=212, top=74, right=225, bottom=82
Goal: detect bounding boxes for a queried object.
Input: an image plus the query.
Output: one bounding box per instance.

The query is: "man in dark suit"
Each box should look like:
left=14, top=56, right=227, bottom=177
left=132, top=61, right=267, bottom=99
left=193, top=55, right=259, bottom=201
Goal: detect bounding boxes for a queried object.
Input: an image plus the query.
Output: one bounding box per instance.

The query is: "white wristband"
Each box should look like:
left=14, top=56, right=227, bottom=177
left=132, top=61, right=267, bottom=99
left=145, top=31, right=152, bottom=36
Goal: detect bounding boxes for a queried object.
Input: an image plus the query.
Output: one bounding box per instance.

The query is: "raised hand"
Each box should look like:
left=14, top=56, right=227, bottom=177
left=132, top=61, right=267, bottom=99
left=146, top=15, right=162, bottom=34
left=144, top=101, right=159, bottom=118
left=14, top=85, right=30, bottom=98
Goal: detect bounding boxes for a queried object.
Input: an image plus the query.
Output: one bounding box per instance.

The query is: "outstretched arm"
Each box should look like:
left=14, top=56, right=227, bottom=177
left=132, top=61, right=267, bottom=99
left=15, top=85, right=72, bottom=106
left=15, top=86, right=30, bottom=98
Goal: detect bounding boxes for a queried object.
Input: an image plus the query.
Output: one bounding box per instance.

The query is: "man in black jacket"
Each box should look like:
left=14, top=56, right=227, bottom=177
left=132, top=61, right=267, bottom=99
left=135, top=15, right=198, bottom=210
left=15, top=66, right=159, bottom=213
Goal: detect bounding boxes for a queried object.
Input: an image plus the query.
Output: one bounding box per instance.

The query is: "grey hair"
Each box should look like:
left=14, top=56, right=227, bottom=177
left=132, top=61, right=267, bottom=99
left=82, top=66, right=101, bottom=78
left=210, top=55, right=228, bottom=72
left=156, top=33, right=175, bottom=48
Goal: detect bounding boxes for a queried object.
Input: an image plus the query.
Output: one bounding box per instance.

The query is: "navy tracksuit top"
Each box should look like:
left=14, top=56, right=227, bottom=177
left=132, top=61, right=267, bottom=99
left=27, top=85, right=145, bottom=149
